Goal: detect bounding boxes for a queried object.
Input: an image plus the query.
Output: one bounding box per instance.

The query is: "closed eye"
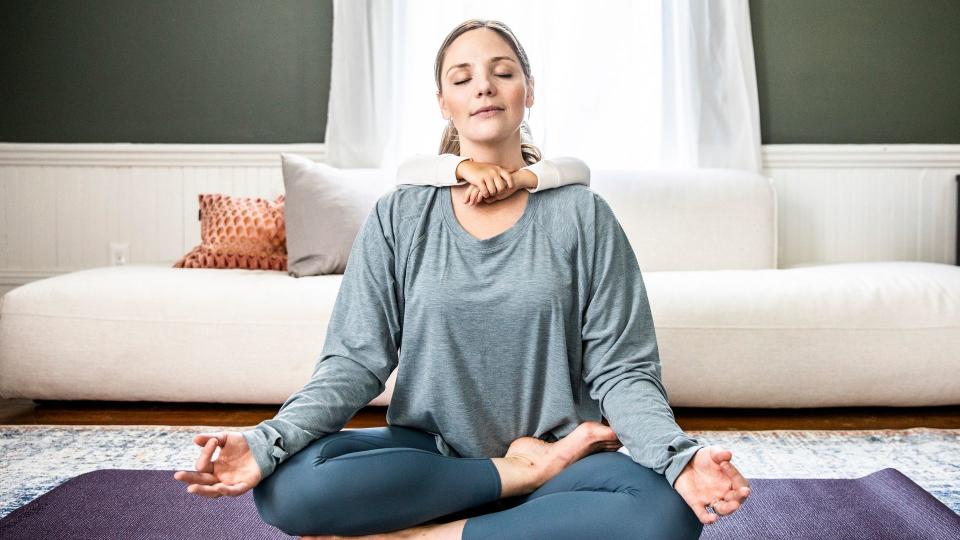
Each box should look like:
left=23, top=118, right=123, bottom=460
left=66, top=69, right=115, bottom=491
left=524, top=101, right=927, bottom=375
left=454, top=74, right=513, bottom=85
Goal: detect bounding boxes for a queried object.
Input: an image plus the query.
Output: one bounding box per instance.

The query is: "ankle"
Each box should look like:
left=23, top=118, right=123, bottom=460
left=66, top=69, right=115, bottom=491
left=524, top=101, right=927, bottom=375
left=490, top=456, right=539, bottom=498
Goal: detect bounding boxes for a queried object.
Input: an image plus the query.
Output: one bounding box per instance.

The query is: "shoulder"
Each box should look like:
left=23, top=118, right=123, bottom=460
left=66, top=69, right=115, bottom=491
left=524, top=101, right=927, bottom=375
left=373, top=184, right=438, bottom=215
left=528, top=184, right=620, bottom=259
left=368, top=184, right=442, bottom=249
left=534, top=184, right=618, bottom=232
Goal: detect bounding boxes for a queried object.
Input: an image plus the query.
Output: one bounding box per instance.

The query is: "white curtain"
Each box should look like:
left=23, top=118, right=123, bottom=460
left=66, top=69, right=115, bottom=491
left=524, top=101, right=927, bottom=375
left=324, top=0, right=761, bottom=173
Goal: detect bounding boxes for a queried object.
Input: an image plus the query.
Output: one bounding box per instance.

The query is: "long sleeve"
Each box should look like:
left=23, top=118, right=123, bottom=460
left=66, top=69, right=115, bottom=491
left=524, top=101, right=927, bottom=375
left=241, top=197, right=403, bottom=481
left=395, top=153, right=471, bottom=187
left=580, top=193, right=703, bottom=489
left=523, top=157, right=591, bottom=193
left=395, top=154, right=590, bottom=193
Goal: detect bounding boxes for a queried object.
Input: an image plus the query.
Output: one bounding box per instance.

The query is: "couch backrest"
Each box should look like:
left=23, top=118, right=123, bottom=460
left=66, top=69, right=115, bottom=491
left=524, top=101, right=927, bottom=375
left=590, top=168, right=778, bottom=271
left=350, top=165, right=777, bottom=272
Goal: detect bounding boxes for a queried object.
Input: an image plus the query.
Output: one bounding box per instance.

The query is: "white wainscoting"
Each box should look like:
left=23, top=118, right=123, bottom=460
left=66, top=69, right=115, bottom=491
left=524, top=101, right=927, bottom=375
left=761, top=145, right=959, bottom=269
left=0, top=143, right=958, bottom=298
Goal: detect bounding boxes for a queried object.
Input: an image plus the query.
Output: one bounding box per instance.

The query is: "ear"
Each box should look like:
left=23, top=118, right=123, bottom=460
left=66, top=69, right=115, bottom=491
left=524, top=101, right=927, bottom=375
left=526, top=76, right=535, bottom=108
left=437, top=91, right=451, bottom=121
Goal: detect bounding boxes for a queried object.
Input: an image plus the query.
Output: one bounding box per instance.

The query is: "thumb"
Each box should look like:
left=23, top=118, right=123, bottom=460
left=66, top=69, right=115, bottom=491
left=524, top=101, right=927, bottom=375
left=709, top=446, right=733, bottom=465
left=194, top=432, right=229, bottom=447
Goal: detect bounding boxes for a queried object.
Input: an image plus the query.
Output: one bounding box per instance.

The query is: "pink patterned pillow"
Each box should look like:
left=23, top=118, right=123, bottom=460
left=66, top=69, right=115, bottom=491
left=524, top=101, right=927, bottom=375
left=173, top=193, right=287, bottom=271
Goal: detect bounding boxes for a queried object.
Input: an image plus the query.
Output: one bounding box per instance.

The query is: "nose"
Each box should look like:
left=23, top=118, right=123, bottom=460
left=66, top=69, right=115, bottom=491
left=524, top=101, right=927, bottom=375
left=475, top=74, right=495, bottom=97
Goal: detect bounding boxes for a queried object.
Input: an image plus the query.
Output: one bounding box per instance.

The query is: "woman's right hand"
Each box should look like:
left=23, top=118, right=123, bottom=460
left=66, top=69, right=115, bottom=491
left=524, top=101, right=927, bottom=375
left=456, top=160, right=517, bottom=205
left=173, top=431, right=262, bottom=498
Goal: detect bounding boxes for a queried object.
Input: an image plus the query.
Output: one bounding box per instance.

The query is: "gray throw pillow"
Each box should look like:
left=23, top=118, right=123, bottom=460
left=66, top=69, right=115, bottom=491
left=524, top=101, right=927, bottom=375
left=280, top=153, right=395, bottom=277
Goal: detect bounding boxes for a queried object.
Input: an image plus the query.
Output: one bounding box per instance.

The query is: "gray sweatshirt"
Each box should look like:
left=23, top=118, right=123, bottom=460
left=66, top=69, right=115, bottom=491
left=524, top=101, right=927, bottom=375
left=242, top=183, right=704, bottom=489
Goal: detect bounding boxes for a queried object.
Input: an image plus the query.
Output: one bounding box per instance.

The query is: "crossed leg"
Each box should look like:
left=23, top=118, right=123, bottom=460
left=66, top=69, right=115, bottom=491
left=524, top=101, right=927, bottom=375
left=252, top=425, right=697, bottom=539
left=460, top=451, right=704, bottom=540
left=252, top=426, right=503, bottom=537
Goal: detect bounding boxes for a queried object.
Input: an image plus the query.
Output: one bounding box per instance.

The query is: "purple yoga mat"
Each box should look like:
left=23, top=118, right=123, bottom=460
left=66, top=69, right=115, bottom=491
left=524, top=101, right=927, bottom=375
left=0, top=468, right=957, bottom=539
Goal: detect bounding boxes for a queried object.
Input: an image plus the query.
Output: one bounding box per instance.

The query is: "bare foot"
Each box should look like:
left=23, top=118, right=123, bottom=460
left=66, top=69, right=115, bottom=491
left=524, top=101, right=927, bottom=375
left=492, top=421, right=622, bottom=498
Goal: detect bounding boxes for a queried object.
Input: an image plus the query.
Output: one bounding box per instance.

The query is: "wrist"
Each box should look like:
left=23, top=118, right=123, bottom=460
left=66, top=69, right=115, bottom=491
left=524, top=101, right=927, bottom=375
left=518, top=169, right=538, bottom=190
left=455, top=158, right=472, bottom=180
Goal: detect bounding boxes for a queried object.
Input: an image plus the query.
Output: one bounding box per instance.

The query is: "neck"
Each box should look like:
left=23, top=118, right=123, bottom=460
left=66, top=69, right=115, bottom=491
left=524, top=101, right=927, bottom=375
left=458, top=130, right=525, bottom=172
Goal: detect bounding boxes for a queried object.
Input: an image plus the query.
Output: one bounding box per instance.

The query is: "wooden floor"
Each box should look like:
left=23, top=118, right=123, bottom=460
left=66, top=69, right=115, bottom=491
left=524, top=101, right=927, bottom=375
left=1, top=399, right=958, bottom=430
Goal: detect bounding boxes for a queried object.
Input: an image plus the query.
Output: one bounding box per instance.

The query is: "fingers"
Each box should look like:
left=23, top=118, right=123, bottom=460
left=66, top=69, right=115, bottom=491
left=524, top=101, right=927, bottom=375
left=484, top=177, right=501, bottom=198
left=721, top=482, right=752, bottom=502
left=500, top=170, right=515, bottom=190
left=709, top=459, right=749, bottom=502
left=490, top=173, right=506, bottom=194
left=726, top=485, right=752, bottom=509
left=709, top=498, right=742, bottom=517
left=478, top=179, right=492, bottom=199
left=193, top=432, right=226, bottom=447
left=721, top=460, right=750, bottom=491
left=712, top=483, right=751, bottom=515
left=463, top=175, right=520, bottom=206
left=220, top=482, right=249, bottom=496
left=465, top=186, right=485, bottom=206
left=710, top=462, right=751, bottom=517
left=186, top=481, right=249, bottom=499
left=173, top=470, right=217, bottom=485
left=464, top=181, right=490, bottom=200
left=195, top=437, right=218, bottom=473
left=710, top=446, right=733, bottom=464
left=688, top=501, right=719, bottom=526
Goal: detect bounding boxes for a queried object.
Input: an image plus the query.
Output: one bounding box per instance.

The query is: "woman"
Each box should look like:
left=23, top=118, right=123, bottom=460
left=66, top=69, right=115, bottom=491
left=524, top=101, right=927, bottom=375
left=174, top=19, right=750, bottom=539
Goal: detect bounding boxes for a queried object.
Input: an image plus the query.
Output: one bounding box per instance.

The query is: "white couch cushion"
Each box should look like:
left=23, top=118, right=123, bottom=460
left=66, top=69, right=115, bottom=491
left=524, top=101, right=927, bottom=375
left=2, top=261, right=957, bottom=408
left=0, top=264, right=359, bottom=405
left=648, top=261, right=960, bottom=407
left=591, top=168, right=777, bottom=271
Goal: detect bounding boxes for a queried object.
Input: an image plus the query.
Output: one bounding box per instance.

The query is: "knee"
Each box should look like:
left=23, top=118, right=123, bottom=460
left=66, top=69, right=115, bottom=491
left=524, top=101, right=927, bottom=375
left=612, top=466, right=703, bottom=539
left=252, top=478, right=308, bottom=536
left=252, top=470, right=339, bottom=536
left=252, top=459, right=371, bottom=537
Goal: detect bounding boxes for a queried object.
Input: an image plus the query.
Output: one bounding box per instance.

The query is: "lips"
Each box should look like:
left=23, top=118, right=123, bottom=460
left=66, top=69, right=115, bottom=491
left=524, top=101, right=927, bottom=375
left=472, top=106, right=504, bottom=116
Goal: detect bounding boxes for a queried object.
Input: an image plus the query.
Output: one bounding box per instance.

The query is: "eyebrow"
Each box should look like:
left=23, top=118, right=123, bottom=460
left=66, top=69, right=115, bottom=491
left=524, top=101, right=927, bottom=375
left=445, top=56, right=516, bottom=76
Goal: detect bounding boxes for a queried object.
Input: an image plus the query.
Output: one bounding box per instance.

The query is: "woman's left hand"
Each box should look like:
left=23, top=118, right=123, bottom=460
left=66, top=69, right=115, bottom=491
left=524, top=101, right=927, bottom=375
left=673, top=446, right=751, bottom=525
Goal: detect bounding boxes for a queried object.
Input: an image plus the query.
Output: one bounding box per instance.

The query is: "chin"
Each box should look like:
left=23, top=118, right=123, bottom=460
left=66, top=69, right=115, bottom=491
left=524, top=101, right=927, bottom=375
left=463, top=125, right=521, bottom=143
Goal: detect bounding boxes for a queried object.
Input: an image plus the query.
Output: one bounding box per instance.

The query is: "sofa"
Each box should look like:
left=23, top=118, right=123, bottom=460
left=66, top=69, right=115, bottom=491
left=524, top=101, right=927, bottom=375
left=2, top=167, right=958, bottom=408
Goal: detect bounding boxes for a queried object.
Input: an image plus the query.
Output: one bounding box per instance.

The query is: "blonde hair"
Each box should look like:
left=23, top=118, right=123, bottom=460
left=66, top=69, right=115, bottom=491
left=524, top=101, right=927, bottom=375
left=434, top=19, right=542, bottom=166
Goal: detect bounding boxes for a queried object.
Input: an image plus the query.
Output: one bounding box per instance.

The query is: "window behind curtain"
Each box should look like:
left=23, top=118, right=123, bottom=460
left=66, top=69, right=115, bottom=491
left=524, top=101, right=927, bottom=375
left=390, top=0, right=662, bottom=168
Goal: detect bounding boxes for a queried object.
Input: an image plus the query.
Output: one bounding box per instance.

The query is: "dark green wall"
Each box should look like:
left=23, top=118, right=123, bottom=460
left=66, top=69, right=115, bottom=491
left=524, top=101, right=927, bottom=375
left=0, top=0, right=332, bottom=143
left=750, top=0, right=960, bottom=143
left=2, top=0, right=957, bottom=144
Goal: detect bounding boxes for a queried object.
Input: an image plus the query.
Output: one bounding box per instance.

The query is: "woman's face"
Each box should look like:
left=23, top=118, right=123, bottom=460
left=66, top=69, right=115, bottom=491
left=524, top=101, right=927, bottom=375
left=437, top=28, right=534, bottom=146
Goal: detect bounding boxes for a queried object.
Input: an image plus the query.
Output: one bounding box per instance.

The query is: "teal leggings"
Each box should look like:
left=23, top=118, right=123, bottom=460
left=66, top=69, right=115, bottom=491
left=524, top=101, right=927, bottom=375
left=252, top=425, right=704, bottom=539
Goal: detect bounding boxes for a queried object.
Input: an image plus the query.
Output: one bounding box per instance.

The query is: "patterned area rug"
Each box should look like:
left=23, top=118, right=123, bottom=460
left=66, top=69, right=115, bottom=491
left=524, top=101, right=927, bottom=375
left=1, top=425, right=958, bottom=520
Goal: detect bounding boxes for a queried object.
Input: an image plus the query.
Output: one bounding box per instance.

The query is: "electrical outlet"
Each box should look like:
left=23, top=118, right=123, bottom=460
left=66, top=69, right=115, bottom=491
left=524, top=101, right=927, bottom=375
left=110, top=242, right=130, bottom=266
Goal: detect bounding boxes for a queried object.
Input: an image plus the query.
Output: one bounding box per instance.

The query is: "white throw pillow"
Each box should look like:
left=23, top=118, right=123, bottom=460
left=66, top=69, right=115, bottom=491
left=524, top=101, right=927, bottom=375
left=280, top=153, right=395, bottom=277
